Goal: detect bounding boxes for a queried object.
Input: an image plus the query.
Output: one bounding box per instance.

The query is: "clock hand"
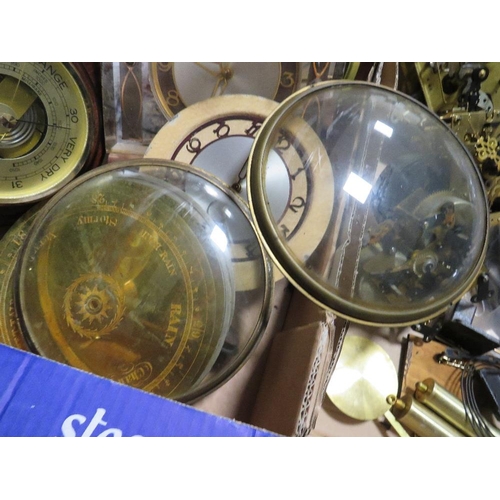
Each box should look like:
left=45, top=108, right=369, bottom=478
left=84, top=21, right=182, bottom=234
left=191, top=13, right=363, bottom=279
left=312, top=62, right=330, bottom=80
left=220, top=76, right=231, bottom=94
left=218, top=62, right=232, bottom=72
left=231, top=157, right=249, bottom=193
left=211, top=75, right=226, bottom=97
left=16, top=119, right=71, bottom=131
left=193, top=62, right=220, bottom=78
left=211, top=63, right=233, bottom=96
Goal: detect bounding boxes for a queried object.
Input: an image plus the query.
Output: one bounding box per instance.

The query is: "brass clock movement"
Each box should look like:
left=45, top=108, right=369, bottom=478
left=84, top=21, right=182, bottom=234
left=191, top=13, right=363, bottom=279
left=412, top=63, right=500, bottom=210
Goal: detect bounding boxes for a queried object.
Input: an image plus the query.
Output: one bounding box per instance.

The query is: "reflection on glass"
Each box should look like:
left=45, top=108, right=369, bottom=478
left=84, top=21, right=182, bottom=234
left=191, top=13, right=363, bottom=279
left=210, top=225, right=228, bottom=252
left=343, top=172, right=373, bottom=204
left=374, top=120, right=393, bottom=138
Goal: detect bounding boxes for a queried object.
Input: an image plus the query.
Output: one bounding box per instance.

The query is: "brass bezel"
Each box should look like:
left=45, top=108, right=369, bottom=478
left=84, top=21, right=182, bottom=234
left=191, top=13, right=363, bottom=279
left=248, top=80, right=490, bottom=327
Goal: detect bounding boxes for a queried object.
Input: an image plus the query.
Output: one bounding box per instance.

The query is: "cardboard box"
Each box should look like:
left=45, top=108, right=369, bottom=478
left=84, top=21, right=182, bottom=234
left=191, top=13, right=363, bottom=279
left=0, top=278, right=334, bottom=437
left=192, top=281, right=337, bottom=436
left=249, top=320, right=331, bottom=436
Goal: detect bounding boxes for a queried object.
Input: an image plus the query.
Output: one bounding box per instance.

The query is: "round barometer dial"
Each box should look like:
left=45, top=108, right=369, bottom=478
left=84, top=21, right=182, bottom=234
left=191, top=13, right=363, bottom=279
left=0, top=62, right=97, bottom=206
left=248, top=81, right=489, bottom=326
left=149, top=62, right=301, bottom=119
left=15, top=159, right=272, bottom=402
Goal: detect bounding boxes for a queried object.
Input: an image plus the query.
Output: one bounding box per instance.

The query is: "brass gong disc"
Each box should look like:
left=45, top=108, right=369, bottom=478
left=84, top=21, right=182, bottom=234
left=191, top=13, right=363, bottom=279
left=326, top=335, right=398, bottom=421
left=15, top=159, right=274, bottom=402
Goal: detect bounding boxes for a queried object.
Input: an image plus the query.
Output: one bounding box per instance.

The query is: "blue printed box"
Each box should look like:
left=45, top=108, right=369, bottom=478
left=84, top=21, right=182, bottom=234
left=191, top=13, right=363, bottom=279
left=0, top=344, right=275, bottom=437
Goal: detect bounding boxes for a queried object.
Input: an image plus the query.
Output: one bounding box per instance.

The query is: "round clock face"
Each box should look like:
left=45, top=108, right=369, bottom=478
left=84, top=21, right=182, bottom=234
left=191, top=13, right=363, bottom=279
left=149, top=62, right=302, bottom=119
left=0, top=63, right=97, bottom=206
left=15, top=159, right=272, bottom=402
left=248, top=81, right=489, bottom=326
left=145, top=94, right=335, bottom=286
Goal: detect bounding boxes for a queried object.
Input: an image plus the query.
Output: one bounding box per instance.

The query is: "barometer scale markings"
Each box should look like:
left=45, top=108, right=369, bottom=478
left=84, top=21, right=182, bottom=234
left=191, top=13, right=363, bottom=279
left=1, top=63, right=92, bottom=205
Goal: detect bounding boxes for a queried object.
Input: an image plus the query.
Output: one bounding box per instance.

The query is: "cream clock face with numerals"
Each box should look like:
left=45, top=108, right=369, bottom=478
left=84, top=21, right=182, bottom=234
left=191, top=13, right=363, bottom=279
left=145, top=94, right=335, bottom=286
left=149, top=62, right=302, bottom=119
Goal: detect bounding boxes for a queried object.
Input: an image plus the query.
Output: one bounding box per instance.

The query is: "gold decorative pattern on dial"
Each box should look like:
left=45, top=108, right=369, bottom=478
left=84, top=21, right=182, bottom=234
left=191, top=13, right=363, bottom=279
left=64, top=273, right=125, bottom=339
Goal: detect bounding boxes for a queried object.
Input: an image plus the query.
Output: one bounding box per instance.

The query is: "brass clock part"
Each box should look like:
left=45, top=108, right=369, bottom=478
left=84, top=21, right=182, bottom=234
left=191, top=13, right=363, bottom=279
left=149, top=62, right=302, bottom=119
left=326, top=335, right=398, bottom=421
left=145, top=94, right=335, bottom=288
left=412, top=63, right=500, bottom=205
left=414, top=62, right=500, bottom=115
left=0, top=62, right=102, bottom=207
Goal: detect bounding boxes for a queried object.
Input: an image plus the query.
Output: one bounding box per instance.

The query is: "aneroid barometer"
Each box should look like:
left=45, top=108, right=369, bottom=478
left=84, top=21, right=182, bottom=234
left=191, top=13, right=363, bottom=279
left=0, top=62, right=100, bottom=206
left=15, top=159, right=273, bottom=402
left=247, top=81, right=489, bottom=326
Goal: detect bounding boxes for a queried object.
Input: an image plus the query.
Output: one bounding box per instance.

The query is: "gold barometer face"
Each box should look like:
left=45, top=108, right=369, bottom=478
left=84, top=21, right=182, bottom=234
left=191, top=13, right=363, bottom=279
left=248, top=81, right=489, bottom=326
left=0, top=62, right=93, bottom=205
left=15, top=159, right=272, bottom=401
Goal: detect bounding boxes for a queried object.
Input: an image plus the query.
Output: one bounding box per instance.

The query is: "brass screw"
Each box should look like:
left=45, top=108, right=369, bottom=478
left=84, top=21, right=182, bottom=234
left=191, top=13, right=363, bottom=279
left=386, top=394, right=397, bottom=406
left=416, top=381, right=428, bottom=393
